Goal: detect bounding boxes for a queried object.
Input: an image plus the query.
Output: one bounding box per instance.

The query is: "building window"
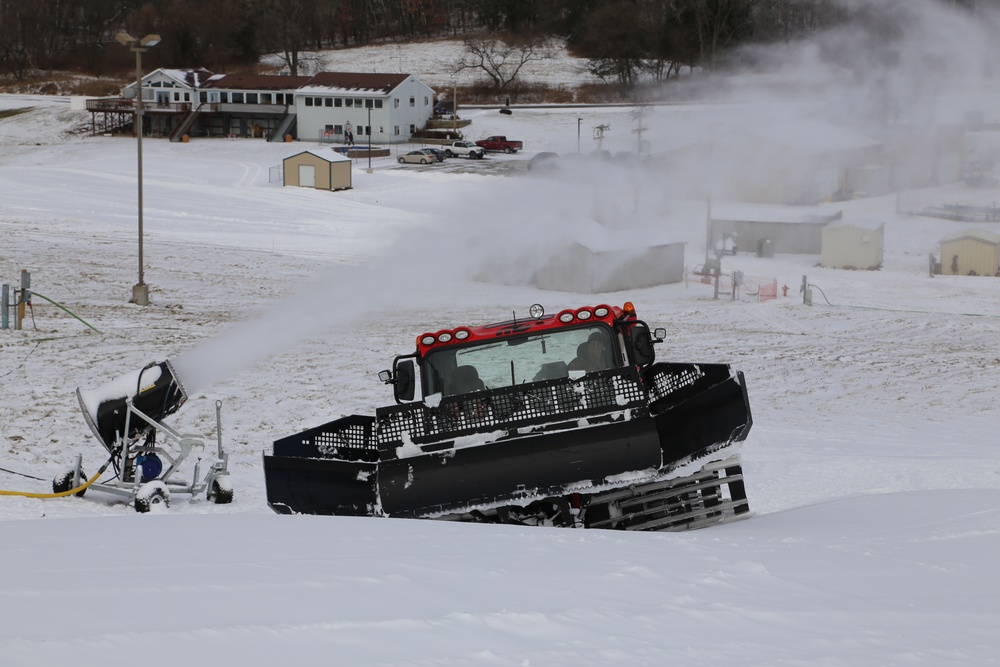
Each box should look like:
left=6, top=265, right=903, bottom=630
left=305, top=97, right=314, bottom=107
left=409, top=124, right=415, bottom=134
left=394, top=98, right=400, bottom=108
left=394, top=126, right=400, bottom=135
left=345, top=98, right=353, bottom=108
left=334, top=124, right=343, bottom=135
left=199, top=92, right=207, bottom=103
left=246, top=93, right=258, bottom=104
left=409, top=97, right=415, bottom=107
left=325, top=98, right=333, bottom=107
left=365, top=99, right=373, bottom=109
left=184, top=92, right=190, bottom=102
left=379, top=126, right=384, bottom=134
left=424, top=96, right=429, bottom=106
left=354, top=98, right=362, bottom=107
left=334, top=98, right=342, bottom=107
left=220, top=92, right=229, bottom=103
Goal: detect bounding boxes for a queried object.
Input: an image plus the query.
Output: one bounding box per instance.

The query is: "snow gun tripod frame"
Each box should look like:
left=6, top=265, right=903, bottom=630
left=60, top=360, right=233, bottom=512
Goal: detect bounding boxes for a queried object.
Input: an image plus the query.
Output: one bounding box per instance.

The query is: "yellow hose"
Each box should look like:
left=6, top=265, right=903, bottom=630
left=0, top=459, right=112, bottom=498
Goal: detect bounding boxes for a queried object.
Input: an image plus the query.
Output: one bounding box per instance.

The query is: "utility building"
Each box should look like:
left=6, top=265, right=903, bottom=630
left=821, top=217, right=885, bottom=270
left=283, top=149, right=352, bottom=191
left=939, top=229, right=1000, bottom=276
left=537, top=241, right=686, bottom=293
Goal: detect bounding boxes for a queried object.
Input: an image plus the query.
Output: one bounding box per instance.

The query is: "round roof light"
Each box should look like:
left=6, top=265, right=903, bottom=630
left=577, top=309, right=592, bottom=320
left=558, top=312, right=574, bottom=323
left=594, top=306, right=609, bottom=317
left=438, top=332, right=453, bottom=343
left=420, top=335, right=436, bottom=346
left=529, top=303, right=545, bottom=319
left=623, top=301, right=636, bottom=315
left=454, top=329, right=470, bottom=340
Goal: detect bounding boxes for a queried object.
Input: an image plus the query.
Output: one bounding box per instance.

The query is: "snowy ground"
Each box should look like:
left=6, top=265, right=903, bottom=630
left=4, top=19, right=1000, bottom=665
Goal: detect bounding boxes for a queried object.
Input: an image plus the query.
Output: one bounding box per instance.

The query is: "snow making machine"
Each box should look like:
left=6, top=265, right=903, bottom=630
left=263, top=303, right=754, bottom=531
left=57, top=360, right=233, bottom=512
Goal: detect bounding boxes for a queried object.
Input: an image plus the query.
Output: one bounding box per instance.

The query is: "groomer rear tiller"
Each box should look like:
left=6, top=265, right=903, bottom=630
left=55, top=360, right=233, bottom=512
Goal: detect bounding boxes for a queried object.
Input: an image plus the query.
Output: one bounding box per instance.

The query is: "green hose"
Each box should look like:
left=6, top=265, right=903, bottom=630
left=28, top=291, right=102, bottom=334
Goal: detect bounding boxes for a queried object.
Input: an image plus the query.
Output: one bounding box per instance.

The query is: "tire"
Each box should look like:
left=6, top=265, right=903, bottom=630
left=208, top=476, right=234, bottom=505
left=445, top=150, right=453, bottom=158
left=504, top=146, right=512, bottom=154
left=420, top=158, right=428, bottom=164
left=398, top=157, right=405, bottom=164
left=53, top=466, right=87, bottom=497
left=134, top=481, right=170, bottom=513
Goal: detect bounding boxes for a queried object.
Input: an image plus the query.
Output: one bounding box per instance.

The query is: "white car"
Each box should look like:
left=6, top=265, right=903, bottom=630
left=443, top=141, right=485, bottom=159
left=398, top=150, right=432, bottom=165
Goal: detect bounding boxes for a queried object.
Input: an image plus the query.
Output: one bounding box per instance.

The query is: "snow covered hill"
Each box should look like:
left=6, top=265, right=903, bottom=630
left=4, top=5, right=1000, bottom=663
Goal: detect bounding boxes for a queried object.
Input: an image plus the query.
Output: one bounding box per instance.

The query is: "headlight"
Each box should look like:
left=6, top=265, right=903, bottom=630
left=438, top=332, right=453, bottom=343
left=420, top=335, right=436, bottom=345
left=454, top=329, right=470, bottom=340
left=577, top=309, right=592, bottom=320
left=529, top=303, right=545, bottom=319
left=594, top=306, right=609, bottom=317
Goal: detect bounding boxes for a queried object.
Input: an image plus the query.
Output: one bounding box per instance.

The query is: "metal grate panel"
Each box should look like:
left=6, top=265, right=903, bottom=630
left=646, top=363, right=706, bottom=403
left=376, top=367, right=649, bottom=450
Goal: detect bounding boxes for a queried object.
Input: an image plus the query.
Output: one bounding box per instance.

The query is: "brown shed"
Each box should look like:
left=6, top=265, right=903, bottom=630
left=939, top=229, right=1000, bottom=276
left=283, top=149, right=352, bottom=191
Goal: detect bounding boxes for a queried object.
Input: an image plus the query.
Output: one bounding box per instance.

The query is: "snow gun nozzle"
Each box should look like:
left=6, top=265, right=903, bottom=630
left=76, top=360, right=188, bottom=453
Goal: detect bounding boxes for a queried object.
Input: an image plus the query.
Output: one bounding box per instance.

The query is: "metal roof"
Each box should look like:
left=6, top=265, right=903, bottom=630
left=203, top=73, right=313, bottom=91
left=940, top=228, right=1000, bottom=245
left=298, top=72, right=412, bottom=95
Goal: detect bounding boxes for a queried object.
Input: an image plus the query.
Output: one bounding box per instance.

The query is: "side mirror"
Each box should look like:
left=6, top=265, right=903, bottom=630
left=629, top=324, right=656, bottom=367
left=394, top=359, right=415, bottom=402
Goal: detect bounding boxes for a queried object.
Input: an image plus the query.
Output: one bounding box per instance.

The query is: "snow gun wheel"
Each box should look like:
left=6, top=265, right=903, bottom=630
left=134, top=481, right=170, bottom=513
left=208, top=476, right=234, bottom=505
left=52, top=466, right=87, bottom=497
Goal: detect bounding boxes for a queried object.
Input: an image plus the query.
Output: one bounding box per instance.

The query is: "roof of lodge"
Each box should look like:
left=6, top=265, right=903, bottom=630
left=203, top=73, right=313, bottom=91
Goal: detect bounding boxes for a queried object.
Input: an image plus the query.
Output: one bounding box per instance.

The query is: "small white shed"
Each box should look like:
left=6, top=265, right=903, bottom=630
left=821, top=217, right=885, bottom=270
left=939, top=229, right=1000, bottom=276
left=282, top=149, right=352, bottom=191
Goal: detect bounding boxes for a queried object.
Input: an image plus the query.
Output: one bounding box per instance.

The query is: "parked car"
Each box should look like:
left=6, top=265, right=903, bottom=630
left=527, top=151, right=559, bottom=171
left=443, top=141, right=485, bottom=159
left=398, top=151, right=433, bottom=165
left=419, top=147, right=447, bottom=162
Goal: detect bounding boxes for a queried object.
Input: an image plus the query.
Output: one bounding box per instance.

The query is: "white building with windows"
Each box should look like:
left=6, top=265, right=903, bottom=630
left=109, top=68, right=435, bottom=143
left=295, top=72, right=435, bottom=144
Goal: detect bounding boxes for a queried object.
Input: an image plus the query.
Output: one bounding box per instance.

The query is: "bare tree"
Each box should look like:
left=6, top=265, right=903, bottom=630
left=453, top=36, right=550, bottom=91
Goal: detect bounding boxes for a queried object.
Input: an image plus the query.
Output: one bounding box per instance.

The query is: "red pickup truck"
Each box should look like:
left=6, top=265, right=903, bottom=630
left=475, top=135, right=524, bottom=154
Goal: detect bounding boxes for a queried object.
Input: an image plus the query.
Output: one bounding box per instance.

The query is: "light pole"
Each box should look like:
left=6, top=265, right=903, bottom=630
left=116, top=32, right=160, bottom=306
left=367, top=105, right=372, bottom=173
left=577, top=117, right=582, bottom=153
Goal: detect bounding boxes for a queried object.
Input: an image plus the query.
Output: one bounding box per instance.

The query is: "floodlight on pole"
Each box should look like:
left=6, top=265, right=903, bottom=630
left=117, top=32, right=160, bottom=306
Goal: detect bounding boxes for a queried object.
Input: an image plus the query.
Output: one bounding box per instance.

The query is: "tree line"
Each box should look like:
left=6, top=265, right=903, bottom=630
left=0, top=0, right=993, bottom=84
